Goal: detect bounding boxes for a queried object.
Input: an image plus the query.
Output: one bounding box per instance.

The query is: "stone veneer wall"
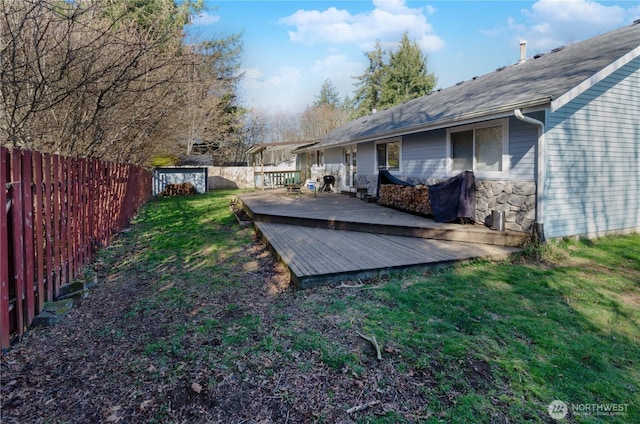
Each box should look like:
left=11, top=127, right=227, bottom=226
left=476, top=181, right=536, bottom=233
left=356, top=175, right=536, bottom=233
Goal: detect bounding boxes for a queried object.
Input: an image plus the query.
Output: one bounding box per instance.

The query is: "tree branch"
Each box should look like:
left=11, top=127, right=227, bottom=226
left=357, top=331, right=382, bottom=360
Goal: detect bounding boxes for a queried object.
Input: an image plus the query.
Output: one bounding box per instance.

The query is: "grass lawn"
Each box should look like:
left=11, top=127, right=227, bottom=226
left=2, top=190, right=638, bottom=423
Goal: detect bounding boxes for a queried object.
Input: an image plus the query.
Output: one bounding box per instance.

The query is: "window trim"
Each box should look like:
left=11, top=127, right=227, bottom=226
left=446, top=119, right=509, bottom=178
left=375, top=138, right=402, bottom=173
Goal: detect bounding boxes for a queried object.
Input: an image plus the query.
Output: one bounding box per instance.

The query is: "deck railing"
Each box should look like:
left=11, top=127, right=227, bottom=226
left=256, top=170, right=302, bottom=188
left=1, top=147, right=152, bottom=350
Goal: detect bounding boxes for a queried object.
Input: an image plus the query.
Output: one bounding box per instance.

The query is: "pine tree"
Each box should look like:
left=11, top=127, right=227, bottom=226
left=380, top=31, right=437, bottom=109
left=313, top=79, right=342, bottom=108
left=303, top=79, right=351, bottom=138
left=351, top=40, right=385, bottom=119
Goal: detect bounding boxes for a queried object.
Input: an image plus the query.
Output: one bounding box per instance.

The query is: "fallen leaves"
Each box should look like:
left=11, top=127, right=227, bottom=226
left=191, top=382, right=202, bottom=394
left=139, top=399, right=153, bottom=411
left=0, top=223, right=434, bottom=423
left=104, top=405, right=122, bottom=422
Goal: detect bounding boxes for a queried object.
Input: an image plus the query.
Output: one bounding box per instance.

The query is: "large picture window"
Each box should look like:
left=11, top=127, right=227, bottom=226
left=447, top=120, right=508, bottom=177
left=376, top=140, right=400, bottom=171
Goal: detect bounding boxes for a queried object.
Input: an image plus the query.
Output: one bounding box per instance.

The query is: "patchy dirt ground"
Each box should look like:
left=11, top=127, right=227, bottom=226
left=1, top=227, right=462, bottom=423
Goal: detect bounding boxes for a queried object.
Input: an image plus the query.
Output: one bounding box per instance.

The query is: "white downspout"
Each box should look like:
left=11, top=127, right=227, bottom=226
left=514, top=109, right=545, bottom=241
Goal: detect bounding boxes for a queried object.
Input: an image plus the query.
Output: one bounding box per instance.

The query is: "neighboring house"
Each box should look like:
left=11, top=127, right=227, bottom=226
left=246, top=141, right=316, bottom=188
left=298, top=22, right=639, bottom=240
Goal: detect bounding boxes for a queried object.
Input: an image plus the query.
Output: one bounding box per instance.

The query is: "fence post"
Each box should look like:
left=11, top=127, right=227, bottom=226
left=22, top=151, right=35, bottom=324
left=52, top=154, right=62, bottom=299
left=1, top=147, right=11, bottom=349
left=43, top=153, right=54, bottom=302
left=65, top=156, right=73, bottom=285
left=10, top=149, right=25, bottom=336
left=33, top=152, right=45, bottom=313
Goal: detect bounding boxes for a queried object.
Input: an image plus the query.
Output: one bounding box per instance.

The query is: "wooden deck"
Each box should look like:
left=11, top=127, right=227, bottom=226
left=239, top=191, right=524, bottom=288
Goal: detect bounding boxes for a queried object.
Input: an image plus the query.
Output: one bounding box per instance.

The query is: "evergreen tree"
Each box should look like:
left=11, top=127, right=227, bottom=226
left=313, top=79, right=341, bottom=108
left=341, top=94, right=355, bottom=117
left=103, top=0, right=204, bottom=45
left=302, top=79, right=351, bottom=139
left=351, top=40, right=385, bottom=119
left=380, top=31, right=437, bottom=109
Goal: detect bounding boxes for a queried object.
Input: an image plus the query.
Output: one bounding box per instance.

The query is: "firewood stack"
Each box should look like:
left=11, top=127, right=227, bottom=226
left=159, top=182, right=197, bottom=197
left=379, top=184, right=432, bottom=216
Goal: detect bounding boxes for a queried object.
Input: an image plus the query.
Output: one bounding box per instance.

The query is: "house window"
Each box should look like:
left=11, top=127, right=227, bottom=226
left=317, top=150, right=324, bottom=166
left=376, top=140, right=400, bottom=171
left=447, top=119, right=508, bottom=177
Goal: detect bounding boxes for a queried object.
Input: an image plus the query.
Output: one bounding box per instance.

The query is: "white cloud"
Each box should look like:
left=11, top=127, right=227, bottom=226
left=526, top=0, right=626, bottom=25
left=309, top=54, right=364, bottom=98
left=269, top=0, right=445, bottom=111
left=513, top=0, right=634, bottom=51
left=240, top=53, right=367, bottom=114
left=267, top=66, right=302, bottom=88
left=239, top=66, right=306, bottom=114
left=417, top=34, right=446, bottom=52
left=279, top=7, right=351, bottom=45
left=243, top=67, right=263, bottom=80
left=310, top=54, right=351, bottom=74
left=373, top=0, right=407, bottom=14
left=278, top=0, right=444, bottom=52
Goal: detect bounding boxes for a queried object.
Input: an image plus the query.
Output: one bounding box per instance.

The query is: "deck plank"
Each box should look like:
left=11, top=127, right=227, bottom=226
left=240, top=191, right=525, bottom=247
left=255, top=222, right=521, bottom=288
left=244, top=191, right=523, bottom=288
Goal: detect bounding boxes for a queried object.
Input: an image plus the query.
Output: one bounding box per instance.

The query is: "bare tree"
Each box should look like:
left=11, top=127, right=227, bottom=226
left=0, top=0, right=241, bottom=167
left=300, top=104, right=350, bottom=141
left=240, top=108, right=267, bottom=146
left=174, top=35, right=243, bottom=164
left=264, top=111, right=301, bottom=144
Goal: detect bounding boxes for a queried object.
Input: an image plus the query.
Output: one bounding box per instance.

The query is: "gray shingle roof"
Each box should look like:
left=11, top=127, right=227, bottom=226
left=316, top=22, right=640, bottom=148
left=246, top=141, right=317, bottom=155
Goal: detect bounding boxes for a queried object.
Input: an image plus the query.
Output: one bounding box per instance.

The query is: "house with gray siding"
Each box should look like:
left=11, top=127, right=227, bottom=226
left=298, top=22, right=639, bottom=240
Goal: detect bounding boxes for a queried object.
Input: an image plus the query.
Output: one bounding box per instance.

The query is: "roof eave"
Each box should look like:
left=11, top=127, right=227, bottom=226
left=245, top=145, right=266, bottom=155
left=291, top=142, right=321, bottom=154
left=246, top=140, right=319, bottom=155
left=312, top=96, right=552, bottom=150
left=551, top=45, right=640, bottom=112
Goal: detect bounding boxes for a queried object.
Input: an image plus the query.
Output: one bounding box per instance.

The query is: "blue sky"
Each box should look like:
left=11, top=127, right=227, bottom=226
left=187, top=0, right=640, bottom=115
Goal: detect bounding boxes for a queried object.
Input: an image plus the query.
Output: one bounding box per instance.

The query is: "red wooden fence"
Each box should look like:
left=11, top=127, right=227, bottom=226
left=0, top=147, right=151, bottom=350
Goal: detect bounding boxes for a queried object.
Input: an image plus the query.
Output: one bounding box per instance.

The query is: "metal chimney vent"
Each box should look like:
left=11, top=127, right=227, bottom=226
left=519, top=40, right=527, bottom=64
